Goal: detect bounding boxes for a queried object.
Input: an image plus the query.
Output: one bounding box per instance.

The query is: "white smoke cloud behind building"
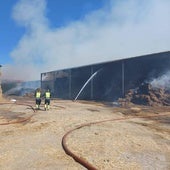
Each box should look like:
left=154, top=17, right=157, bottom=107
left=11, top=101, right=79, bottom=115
left=2, top=0, right=170, bottom=80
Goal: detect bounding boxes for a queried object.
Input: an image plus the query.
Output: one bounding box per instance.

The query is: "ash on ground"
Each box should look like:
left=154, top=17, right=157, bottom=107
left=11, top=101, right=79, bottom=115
left=120, top=83, right=170, bottom=106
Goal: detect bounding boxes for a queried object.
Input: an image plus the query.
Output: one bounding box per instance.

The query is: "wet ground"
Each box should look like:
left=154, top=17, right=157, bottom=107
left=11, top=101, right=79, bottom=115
left=0, top=97, right=170, bottom=169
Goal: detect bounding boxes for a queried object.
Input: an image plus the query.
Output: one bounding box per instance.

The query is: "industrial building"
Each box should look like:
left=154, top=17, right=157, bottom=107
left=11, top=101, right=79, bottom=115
left=41, top=51, right=170, bottom=102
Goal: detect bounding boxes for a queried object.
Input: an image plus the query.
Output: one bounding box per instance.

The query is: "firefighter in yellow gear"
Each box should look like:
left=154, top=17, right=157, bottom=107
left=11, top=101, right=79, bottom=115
left=35, top=88, right=41, bottom=109
left=44, top=89, right=51, bottom=110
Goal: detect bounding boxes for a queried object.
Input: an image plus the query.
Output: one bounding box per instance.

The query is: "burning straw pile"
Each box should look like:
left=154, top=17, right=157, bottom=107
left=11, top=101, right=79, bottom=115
left=123, top=83, right=170, bottom=106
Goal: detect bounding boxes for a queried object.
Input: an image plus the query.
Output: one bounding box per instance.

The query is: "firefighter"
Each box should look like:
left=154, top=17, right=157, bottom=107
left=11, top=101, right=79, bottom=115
left=44, top=89, right=51, bottom=110
left=35, top=88, right=41, bottom=109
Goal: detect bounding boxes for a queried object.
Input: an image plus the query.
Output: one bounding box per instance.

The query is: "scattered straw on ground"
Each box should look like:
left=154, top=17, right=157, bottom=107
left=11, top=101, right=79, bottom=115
left=0, top=97, right=170, bottom=170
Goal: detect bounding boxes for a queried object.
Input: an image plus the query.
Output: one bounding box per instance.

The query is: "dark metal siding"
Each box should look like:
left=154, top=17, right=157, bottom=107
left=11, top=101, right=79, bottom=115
left=41, top=51, right=170, bottom=101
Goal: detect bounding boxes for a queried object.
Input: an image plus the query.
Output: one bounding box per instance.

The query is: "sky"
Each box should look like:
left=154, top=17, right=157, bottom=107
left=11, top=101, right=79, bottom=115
left=0, top=0, right=170, bottom=81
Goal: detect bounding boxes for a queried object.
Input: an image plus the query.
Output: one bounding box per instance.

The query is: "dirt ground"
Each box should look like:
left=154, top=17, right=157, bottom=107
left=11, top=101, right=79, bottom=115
left=0, top=97, right=170, bottom=170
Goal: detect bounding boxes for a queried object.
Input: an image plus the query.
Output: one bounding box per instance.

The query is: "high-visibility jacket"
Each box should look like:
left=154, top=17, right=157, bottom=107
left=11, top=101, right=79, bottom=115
left=45, top=92, right=50, bottom=99
left=36, top=92, right=41, bottom=98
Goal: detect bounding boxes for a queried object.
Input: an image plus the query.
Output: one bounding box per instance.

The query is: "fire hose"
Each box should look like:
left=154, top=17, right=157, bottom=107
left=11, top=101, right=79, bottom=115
left=0, top=102, right=36, bottom=125
left=62, top=113, right=170, bottom=170
left=0, top=101, right=169, bottom=169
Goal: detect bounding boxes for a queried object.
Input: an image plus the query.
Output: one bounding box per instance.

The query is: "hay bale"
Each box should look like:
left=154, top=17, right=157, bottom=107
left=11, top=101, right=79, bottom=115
left=130, top=107, right=141, bottom=113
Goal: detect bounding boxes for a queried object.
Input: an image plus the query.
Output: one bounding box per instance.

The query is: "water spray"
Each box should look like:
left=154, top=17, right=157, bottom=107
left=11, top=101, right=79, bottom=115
left=74, top=68, right=102, bottom=101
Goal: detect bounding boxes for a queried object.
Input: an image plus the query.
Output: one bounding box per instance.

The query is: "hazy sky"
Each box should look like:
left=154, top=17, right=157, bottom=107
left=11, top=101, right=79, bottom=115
left=1, top=0, right=170, bottom=80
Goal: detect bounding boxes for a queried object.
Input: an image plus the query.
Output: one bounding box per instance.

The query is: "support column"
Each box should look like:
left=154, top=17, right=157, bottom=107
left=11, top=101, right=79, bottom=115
left=90, top=66, right=94, bottom=100
left=122, top=61, right=125, bottom=98
left=69, top=69, right=72, bottom=99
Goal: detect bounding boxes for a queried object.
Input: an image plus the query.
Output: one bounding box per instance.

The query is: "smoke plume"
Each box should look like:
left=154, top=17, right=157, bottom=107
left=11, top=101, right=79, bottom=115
left=2, top=0, right=170, bottom=80
left=150, top=71, right=170, bottom=90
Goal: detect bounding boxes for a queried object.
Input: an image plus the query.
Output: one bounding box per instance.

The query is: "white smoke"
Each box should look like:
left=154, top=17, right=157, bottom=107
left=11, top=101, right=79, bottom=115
left=150, top=71, right=170, bottom=90
left=2, top=0, right=170, bottom=80
left=4, top=80, right=40, bottom=96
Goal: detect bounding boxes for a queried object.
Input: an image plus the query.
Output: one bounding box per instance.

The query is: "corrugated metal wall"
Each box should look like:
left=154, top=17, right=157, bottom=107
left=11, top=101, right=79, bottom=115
left=41, top=51, right=170, bottom=101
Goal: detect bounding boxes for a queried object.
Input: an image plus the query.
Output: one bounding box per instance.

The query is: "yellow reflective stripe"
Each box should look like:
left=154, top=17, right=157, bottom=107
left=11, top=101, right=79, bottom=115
left=45, top=92, right=50, bottom=98
left=36, top=92, right=41, bottom=98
